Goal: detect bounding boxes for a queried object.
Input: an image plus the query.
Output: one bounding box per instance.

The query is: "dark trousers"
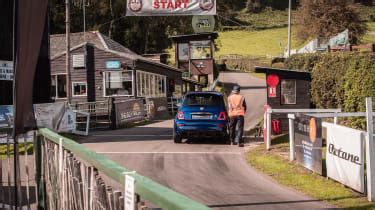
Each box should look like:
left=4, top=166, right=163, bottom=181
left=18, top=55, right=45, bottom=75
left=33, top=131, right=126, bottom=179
left=229, top=116, right=244, bottom=144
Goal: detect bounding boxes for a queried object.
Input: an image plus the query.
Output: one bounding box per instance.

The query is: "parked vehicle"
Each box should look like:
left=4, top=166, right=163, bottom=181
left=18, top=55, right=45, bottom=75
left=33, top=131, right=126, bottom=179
left=173, top=92, right=229, bottom=143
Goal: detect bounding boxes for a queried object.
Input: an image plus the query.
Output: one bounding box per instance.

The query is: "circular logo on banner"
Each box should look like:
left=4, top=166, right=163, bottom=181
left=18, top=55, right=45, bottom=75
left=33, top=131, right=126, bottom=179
left=266, top=74, right=280, bottom=87
left=192, top=15, right=215, bottom=33
left=199, top=0, right=215, bottom=11
left=128, top=0, right=143, bottom=12
left=309, top=118, right=317, bottom=143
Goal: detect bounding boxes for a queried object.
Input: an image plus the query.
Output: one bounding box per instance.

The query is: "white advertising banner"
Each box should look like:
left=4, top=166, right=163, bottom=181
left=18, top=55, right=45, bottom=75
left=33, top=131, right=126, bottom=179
left=325, top=122, right=365, bottom=193
left=126, top=0, right=216, bottom=16
left=0, top=60, right=14, bottom=81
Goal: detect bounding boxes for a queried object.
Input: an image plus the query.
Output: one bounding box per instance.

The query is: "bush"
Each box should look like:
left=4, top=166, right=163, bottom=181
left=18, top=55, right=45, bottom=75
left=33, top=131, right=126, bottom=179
left=284, top=54, right=323, bottom=72
left=285, top=52, right=375, bottom=128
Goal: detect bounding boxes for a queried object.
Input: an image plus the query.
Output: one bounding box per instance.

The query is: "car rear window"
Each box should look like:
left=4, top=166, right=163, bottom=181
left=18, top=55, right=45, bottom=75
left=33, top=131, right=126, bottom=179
left=183, top=94, right=223, bottom=106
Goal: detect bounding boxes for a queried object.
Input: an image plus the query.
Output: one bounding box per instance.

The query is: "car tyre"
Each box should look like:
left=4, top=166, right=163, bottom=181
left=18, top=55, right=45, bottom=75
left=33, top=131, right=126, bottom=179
left=173, top=127, right=182, bottom=143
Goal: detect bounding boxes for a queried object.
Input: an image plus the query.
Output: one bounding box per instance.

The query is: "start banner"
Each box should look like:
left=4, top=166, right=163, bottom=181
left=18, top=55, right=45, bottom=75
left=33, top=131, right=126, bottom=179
left=324, top=122, right=365, bottom=193
left=126, top=0, right=216, bottom=16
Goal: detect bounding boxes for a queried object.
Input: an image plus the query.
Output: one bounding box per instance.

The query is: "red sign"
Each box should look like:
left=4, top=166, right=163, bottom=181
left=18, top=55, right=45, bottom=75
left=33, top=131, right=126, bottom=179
left=268, top=86, right=276, bottom=98
left=266, top=74, right=280, bottom=87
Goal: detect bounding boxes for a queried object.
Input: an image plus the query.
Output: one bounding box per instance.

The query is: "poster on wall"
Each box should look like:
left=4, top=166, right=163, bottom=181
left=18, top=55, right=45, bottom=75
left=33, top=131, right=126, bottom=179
left=115, top=99, right=145, bottom=128
left=294, top=115, right=323, bottom=174
left=126, top=0, right=216, bottom=16
left=325, top=122, right=365, bottom=193
left=146, top=97, right=169, bottom=120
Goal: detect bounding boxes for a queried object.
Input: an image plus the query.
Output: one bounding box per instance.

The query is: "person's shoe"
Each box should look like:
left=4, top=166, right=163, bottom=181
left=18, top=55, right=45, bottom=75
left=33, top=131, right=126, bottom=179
left=232, top=142, right=238, bottom=145
left=239, top=143, right=244, bottom=147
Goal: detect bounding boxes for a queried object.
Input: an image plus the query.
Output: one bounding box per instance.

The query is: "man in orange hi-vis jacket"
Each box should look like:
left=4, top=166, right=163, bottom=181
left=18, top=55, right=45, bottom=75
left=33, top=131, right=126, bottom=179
left=228, top=85, right=247, bottom=147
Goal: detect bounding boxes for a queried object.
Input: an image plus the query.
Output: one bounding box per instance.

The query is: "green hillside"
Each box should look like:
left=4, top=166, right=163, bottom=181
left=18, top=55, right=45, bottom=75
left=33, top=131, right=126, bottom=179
left=216, top=27, right=300, bottom=58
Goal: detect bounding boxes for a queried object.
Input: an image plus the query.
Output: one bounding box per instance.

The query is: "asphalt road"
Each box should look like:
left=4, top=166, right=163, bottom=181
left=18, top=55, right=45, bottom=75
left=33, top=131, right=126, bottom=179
left=80, top=73, right=332, bottom=209
left=219, top=72, right=267, bottom=130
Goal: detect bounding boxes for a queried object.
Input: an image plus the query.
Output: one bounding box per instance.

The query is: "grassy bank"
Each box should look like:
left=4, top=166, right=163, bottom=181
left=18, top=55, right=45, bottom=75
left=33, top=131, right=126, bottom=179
left=216, top=28, right=300, bottom=57
left=246, top=135, right=375, bottom=209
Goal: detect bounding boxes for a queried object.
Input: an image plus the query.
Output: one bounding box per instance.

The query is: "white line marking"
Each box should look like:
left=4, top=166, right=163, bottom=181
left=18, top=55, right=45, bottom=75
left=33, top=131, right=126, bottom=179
left=93, top=134, right=172, bottom=137
left=97, top=151, right=241, bottom=155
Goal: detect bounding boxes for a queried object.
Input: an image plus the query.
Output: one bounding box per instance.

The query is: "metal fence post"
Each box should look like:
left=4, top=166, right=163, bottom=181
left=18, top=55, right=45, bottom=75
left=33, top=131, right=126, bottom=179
left=288, top=114, right=295, bottom=161
left=366, top=97, right=375, bottom=201
left=34, top=133, right=45, bottom=210
left=266, top=109, right=272, bottom=150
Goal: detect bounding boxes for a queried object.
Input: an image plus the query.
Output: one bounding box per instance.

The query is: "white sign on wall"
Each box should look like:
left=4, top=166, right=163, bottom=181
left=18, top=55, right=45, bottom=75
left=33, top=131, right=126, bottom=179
left=72, top=54, right=85, bottom=68
left=126, top=0, right=216, bottom=16
left=125, top=175, right=135, bottom=210
left=0, top=60, right=13, bottom=81
left=325, top=122, right=365, bottom=193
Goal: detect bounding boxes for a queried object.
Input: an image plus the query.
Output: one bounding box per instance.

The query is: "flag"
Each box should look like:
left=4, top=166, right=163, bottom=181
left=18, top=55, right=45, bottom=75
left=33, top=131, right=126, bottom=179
left=13, top=0, right=49, bottom=136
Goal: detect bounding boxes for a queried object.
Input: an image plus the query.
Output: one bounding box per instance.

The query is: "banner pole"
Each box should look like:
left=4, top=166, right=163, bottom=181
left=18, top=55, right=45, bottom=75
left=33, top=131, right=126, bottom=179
left=366, top=97, right=374, bottom=201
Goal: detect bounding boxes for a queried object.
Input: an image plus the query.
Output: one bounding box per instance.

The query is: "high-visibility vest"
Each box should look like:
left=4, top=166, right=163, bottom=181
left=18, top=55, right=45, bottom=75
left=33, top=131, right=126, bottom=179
left=228, top=94, right=245, bottom=117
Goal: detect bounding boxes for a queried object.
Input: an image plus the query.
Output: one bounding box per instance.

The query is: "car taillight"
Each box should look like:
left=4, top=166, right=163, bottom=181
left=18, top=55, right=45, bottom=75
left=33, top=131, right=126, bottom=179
left=218, top=112, right=227, bottom=120
left=177, top=111, right=185, bottom=120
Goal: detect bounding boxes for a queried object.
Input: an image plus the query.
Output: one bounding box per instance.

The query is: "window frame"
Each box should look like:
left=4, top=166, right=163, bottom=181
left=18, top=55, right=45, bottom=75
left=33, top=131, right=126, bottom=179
left=51, top=73, right=67, bottom=99
left=136, top=70, right=167, bottom=98
left=103, top=70, right=135, bottom=97
left=72, top=82, right=88, bottom=97
left=280, top=79, right=297, bottom=105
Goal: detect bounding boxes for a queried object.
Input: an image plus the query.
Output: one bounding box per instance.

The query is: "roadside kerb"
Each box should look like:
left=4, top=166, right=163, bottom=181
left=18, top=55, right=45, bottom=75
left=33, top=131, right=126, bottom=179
left=265, top=108, right=341, bottom=150
left=38, top=128, right=211, bottom=210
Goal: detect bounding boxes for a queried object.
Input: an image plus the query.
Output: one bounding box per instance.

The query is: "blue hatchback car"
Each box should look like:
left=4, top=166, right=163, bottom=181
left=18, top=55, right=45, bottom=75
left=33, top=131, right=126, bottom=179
left=173, top=91, right=229, bottom=143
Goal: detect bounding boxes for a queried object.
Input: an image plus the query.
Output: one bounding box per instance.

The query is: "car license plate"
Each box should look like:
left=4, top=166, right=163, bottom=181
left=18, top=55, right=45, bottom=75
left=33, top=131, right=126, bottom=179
left=191, top=114, right=212, bottom=120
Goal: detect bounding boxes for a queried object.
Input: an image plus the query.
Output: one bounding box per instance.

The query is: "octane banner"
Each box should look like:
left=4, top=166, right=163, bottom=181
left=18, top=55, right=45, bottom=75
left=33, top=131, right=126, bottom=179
left=294, top=115, right=323, bottom=174
left=126, top=0, right=216, bottom=16
left=325, top=123, right=365, bottom=193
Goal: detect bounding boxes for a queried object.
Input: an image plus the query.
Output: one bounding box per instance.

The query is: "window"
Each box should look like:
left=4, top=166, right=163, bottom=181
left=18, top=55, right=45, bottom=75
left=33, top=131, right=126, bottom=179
left=51, top=74, right=67, bottom=99
left=72, top=82, right=87, bottom=97
left=103, top=70, right=134, bottom=96
left=281, top=79, right=296, bottom=105
left=183, top=94, right=223, bottom=107
left=136, top=71, right=166, bottom=98
left=190, top=40, right=212, bottom=59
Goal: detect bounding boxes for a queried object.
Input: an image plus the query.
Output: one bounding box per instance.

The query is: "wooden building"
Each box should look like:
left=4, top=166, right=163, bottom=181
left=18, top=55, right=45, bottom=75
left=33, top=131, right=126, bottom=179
left=255, top=66, right=312, bottom=132
left=50, top=32, right=185, bottom=104
left=170, top=32, right=218, bottom=86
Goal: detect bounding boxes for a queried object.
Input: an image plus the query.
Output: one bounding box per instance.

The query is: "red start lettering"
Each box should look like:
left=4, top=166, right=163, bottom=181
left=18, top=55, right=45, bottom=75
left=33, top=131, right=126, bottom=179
left=153, top=0, right=189, bottom=9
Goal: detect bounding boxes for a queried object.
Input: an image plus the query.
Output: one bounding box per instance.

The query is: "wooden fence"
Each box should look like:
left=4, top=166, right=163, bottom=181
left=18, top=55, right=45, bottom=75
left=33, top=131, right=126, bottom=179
left=36, top=128, right=210, bottom=210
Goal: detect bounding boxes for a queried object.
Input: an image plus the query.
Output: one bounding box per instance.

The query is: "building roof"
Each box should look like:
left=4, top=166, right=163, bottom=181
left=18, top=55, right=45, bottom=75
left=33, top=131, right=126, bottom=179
left=50, top=31, right=138, bottom=58
left=50, top=31, right=182, bottom=73
left=255, top=66, right=311, bottom=79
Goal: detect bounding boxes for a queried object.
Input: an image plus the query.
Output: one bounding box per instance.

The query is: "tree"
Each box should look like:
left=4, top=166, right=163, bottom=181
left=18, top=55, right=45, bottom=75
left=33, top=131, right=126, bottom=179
left=296, top=0, right=367, bottom=44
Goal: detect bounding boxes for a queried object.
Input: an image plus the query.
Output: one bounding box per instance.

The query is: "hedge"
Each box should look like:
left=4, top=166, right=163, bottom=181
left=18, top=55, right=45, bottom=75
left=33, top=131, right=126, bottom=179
left=286, top=53, right=375, bottom=128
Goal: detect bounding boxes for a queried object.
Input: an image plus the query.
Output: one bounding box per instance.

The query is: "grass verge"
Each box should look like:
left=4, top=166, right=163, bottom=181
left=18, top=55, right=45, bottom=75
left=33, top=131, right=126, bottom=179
left=246, top=135, right=375, bottom=209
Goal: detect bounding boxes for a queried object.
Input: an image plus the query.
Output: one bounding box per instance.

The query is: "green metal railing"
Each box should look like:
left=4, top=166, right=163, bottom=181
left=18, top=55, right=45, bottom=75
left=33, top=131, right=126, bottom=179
left=37, top=128, right=210, bottom=210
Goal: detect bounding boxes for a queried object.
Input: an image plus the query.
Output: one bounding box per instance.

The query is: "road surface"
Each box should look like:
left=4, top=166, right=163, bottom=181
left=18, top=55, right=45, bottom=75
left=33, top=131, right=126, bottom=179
left=80, top=73, right=331, bottom=209
left=219, top=72, right=266, bottom=130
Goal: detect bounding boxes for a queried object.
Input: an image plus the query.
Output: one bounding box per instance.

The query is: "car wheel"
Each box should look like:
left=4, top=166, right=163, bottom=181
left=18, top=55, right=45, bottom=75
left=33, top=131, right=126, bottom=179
left=173, top=126, right=182, bottom=143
